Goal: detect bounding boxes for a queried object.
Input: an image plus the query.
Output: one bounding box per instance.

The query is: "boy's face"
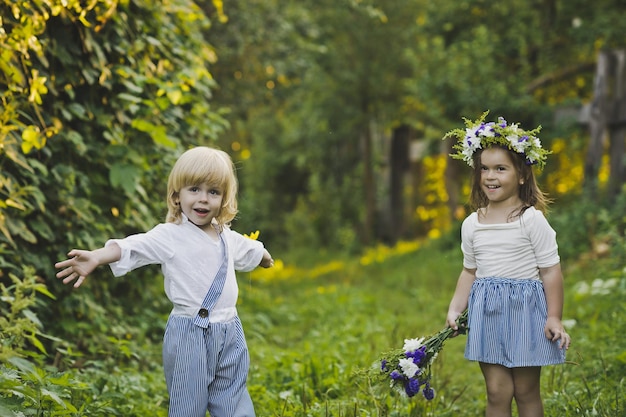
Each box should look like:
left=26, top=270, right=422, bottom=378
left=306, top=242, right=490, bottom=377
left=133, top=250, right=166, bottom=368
left=176, top=183, right=223, bottom=231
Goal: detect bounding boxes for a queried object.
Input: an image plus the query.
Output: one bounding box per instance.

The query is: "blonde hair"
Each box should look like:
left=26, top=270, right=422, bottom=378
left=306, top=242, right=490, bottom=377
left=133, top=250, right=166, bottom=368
left=166, top=147, right=238, bottom=227
left=469, top=145, right=551, bottom=215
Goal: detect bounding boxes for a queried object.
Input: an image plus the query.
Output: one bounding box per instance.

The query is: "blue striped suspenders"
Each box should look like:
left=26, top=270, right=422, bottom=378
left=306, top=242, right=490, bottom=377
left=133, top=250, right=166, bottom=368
left=193, top=233, right=228, bottom=328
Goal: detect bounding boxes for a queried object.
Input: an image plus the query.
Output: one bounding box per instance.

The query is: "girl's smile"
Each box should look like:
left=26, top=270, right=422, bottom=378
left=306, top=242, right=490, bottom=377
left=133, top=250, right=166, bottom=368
left=480, top=147, right=523, bottom=208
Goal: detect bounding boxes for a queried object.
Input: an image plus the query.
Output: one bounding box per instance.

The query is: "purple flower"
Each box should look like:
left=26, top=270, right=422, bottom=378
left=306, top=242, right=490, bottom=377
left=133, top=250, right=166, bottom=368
left=381, top=359, right=387, bottom=371
left=405, top=377, right=421, bottom=397
left=519, top=135, right=529, bottom=143
left=390, top=370, right=402, bottom=380
left=406, top=346, right=427, bottom=366
left=423, top=383, right=435, bottom=400
left=498, top=117, right=507, bottom=128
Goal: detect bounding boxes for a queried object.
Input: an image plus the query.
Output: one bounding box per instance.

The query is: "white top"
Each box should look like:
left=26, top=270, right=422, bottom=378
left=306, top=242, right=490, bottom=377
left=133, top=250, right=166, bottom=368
left=105, top=215, right=265, bottom=322
left=461, top=206, right=560, bottom=280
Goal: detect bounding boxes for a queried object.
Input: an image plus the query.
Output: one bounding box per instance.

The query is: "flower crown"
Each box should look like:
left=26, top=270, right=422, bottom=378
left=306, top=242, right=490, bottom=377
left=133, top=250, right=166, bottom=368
left=444, top=112, right=551, bottom=169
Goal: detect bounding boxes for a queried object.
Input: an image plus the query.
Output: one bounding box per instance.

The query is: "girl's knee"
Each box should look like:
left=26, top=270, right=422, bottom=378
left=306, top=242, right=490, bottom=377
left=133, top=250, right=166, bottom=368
left=486, top=382, right=514, bottom=405
left=512, top=367, right=542, bottom=400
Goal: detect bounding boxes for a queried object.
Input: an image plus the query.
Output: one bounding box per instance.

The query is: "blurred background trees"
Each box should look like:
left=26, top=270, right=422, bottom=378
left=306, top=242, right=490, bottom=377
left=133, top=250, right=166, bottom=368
left=1, top=0, right=626, bottom=413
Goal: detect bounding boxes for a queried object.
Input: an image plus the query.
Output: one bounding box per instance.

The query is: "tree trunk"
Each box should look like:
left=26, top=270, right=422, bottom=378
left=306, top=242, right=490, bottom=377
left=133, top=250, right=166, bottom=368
left=389, top=125, right=411, bottom=243
left=361, top=124, right=375, bottom=245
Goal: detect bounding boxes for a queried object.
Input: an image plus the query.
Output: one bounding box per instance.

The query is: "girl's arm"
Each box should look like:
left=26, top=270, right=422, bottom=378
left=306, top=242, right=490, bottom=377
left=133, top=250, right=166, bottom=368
left=540, top=263, right=571, bottom=350
left=446, top=267, right=476, bottom=332
left=55, top=243, right=122, bottom=288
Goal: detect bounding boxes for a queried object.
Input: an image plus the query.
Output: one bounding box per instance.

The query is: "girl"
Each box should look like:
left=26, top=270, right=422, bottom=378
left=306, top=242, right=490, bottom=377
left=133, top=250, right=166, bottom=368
left=444, top=114, right=571, bottom=417
left=55, top=146, right=273, bottom=417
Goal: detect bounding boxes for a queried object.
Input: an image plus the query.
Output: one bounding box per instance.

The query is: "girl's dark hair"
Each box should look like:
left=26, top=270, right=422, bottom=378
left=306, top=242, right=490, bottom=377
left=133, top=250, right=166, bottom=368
left=468, top=145, right=551, bottom=215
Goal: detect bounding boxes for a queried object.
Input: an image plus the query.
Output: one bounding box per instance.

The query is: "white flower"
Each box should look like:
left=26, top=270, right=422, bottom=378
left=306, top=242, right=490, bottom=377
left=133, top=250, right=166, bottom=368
left=403, top=337, right=425, bottom=352
left=279, top=390, right=293, bottom=400
left=399, top=358, right=420, bottom=378
left=480, top=123, right=496, bottom=137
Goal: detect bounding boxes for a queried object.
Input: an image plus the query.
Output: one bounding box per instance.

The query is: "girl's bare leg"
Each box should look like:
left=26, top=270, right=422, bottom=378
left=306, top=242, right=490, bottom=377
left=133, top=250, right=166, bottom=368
left=479, top=362, right=514, bottom=417
left=512, top=366, right=543, bottom=417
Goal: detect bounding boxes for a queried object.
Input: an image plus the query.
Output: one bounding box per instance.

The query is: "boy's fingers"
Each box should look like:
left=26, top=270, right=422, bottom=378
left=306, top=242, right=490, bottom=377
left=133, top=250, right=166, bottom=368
left=73, top=276, right=85, bottom=288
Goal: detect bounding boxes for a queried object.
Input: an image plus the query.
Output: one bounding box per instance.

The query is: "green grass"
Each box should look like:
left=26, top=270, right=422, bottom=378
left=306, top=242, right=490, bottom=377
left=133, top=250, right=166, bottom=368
left=237, top=237, right=625, bottom=416
left=4, top=234, right=623, bottom=416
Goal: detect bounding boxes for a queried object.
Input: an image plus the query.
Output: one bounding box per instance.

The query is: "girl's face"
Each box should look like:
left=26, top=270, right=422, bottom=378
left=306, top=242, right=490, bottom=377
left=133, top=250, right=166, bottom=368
left=479, top=147, right=523, bottom=207
left=176, top=183, right=224, bottom=232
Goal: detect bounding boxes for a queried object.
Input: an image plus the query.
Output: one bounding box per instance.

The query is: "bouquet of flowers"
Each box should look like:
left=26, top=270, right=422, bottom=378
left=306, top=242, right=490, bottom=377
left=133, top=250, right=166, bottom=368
left=364, top=310, right=468, bottom=400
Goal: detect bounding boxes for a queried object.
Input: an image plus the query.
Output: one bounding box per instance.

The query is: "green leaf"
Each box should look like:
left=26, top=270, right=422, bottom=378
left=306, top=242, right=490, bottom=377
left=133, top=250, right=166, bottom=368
left=41, top=388, right=71, bottom=408
left=25, top=333, right=47, bottom=354
left=109, top=163, right=139, bottom=195
left=7, top=357, right=36, bottom=375
left=0, top=404, right=17, bottom=417
left=21, top=309, right=43, bottom=328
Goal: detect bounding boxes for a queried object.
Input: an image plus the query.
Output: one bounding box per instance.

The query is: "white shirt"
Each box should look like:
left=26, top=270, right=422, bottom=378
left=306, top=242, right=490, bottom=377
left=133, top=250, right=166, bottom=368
left=461, top=207, right=560, bottom=280
left=105, top=216, right=265, bottom=322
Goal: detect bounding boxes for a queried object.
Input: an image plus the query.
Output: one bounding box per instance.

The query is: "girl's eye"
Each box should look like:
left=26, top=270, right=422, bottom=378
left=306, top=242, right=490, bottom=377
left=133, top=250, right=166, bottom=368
left=209, top=189, right=221, bottom=195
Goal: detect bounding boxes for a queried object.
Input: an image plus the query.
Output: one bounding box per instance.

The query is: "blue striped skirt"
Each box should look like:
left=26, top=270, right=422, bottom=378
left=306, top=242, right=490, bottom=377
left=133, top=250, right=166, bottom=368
left=465, top=277, right=566, bottom=368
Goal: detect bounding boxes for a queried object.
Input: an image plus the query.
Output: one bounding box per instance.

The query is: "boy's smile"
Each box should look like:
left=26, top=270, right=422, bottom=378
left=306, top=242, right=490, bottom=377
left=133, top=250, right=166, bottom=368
left=177, top=183, right=223, bottom=232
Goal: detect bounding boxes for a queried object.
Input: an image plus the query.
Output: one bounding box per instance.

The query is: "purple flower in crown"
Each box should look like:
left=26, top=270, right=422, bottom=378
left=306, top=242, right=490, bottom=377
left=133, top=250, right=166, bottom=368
left=498, top=117, right=507, bottom=128
left=390, top=370, right=402, bottom=380
left=519, top=135, right=529, bottom=143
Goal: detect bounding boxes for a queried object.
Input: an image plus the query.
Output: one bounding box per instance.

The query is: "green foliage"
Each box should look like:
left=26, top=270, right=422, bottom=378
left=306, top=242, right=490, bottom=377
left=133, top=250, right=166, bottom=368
left=1, top=0, right=625, bottom=416
left=0, top=0, right=228, bottom=359
left=1, top=1, right=226, bottom=413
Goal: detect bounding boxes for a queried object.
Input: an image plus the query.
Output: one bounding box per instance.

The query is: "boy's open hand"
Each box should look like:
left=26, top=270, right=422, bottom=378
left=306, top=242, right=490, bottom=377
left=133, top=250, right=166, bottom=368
left=55, top=250, right=98, bottom=288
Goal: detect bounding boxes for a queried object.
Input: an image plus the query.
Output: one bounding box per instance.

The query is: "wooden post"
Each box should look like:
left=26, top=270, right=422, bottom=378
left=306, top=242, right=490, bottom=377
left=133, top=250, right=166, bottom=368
left=608, top=49, right=626, bottom=199
left=585, top=49, right=626, bottom=199
left=584, top=51, right=608, bottom=196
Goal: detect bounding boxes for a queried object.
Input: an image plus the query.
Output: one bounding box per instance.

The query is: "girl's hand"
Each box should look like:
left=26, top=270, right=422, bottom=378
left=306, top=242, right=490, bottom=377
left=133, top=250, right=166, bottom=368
left=446, top=310, right=466, bottom=337
left=55, top=249, right=98, bottom=288
left=544, top=316, right=571, bottom=350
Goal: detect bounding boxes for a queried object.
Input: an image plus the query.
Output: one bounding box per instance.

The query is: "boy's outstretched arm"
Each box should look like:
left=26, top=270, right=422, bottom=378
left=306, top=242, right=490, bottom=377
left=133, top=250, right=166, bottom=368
left=55, top=243, right=121, bottom=288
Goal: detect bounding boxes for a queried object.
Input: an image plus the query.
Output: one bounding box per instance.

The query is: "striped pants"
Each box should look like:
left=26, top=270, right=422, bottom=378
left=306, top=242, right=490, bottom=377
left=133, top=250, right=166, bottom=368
left=162, top=315, right=255, bottom=417
left=465, top=277, right=566, bottom=368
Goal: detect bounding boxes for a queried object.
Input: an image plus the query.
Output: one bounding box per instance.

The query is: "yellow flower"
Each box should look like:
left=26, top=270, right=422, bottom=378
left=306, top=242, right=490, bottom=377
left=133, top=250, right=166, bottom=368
left=244, top=230, right=260, bottom=240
